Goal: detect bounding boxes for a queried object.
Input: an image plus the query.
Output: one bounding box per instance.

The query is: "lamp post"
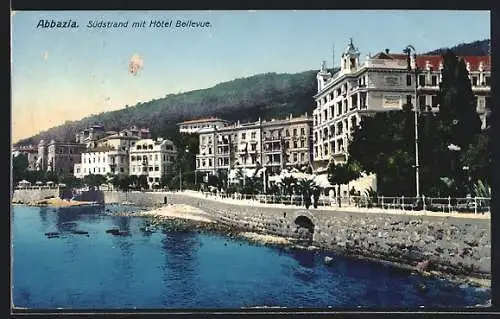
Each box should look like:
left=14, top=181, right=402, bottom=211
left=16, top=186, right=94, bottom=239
left=179, top=147, right=189, bottom=192
left=404, top=45, right=420, bottom=198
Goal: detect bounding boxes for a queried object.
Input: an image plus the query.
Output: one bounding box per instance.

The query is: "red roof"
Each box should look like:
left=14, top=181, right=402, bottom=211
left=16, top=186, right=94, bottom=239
left=178, top=117, right=229, bottom=125
left=388, top=53, right=490, bottom=71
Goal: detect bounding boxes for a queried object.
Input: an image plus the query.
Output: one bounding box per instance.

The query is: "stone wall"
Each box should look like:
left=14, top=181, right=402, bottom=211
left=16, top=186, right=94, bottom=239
left=102, top=191, right=491, bottom=277
left=12, top=189, right=60, bottom=203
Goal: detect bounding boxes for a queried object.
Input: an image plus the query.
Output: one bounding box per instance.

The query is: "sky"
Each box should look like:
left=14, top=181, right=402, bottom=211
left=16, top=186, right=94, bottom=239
left=11, top=10, right=490, bottom=142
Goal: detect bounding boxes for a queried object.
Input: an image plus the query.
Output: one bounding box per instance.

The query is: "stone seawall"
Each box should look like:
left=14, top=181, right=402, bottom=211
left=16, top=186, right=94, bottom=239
left=102, top=191, right=491, bottom=278
left=12, top=189, right=60, bottom=203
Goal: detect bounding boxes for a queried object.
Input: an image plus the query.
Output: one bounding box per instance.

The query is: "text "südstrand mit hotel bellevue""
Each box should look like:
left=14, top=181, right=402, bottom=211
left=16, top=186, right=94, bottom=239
left=35, top=19, right=212, bottom=29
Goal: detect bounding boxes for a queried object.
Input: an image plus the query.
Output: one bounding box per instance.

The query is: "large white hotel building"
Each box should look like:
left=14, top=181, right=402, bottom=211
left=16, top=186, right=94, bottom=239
left=312, top=39, right=491, bottom=181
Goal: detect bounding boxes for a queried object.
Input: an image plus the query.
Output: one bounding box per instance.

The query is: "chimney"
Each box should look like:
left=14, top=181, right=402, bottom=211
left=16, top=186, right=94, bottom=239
left=385, top=48, right=390, bottom=54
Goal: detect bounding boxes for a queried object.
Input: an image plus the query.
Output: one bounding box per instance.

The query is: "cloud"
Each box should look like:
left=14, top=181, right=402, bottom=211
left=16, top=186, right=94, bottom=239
left=42, top=51, right=49, bottom=61
left=128, top=54, right=144, bottom=76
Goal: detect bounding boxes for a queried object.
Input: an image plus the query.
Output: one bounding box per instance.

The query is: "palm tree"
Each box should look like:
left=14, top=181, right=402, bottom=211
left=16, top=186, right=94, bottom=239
left=297, top=178, right=319, bottom=209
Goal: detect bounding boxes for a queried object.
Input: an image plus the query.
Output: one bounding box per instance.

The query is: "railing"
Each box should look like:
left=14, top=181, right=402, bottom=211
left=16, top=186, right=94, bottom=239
left=192, top=192, right=490, bottom=215
left=14, top=186, right=61, bottom=190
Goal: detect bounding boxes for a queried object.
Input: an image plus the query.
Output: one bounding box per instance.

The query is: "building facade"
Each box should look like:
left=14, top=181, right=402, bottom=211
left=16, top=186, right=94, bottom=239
left=128, top=138, right=177, bottom=188
left=177, top=117, right=232, bottom=134
left=195, top=114, right=313, bottom=177
left=36, top=140, right=87, bottom=175
left=312, top=39, right=491, bottom=173
left=74, top=147, right=129, bottom=178
left=261, top=114, right=313, bottom=175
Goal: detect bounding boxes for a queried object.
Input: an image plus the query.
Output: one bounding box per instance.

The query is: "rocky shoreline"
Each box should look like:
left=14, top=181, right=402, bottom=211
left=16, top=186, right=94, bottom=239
left=107, top=207, right=490, bottom=290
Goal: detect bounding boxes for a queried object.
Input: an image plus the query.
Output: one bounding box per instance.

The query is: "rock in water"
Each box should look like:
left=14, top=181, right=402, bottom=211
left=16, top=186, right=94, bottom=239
left=324, top=256, right=334, bottom=265
left=45, top=232, right=60, bottom=237
left=415, top=260, right=431, bottom=272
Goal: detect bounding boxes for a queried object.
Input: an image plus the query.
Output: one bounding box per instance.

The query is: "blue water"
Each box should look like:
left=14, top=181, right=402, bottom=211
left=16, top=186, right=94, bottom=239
left=12, top=205, right=490, bottom=309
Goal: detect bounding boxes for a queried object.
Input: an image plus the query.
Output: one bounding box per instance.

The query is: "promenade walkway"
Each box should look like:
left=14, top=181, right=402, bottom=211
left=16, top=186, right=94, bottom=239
left=172, top=190, right=490, bottom=220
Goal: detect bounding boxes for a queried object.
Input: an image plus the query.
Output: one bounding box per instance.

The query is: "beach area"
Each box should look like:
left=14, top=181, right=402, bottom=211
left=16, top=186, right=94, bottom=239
left=12, top=196, right=100, bottom=208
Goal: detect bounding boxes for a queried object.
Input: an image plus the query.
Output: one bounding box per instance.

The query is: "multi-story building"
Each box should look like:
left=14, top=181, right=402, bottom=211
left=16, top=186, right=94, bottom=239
left=196, top=119, right=262, bottom=176
left=177, top=117, right=232, bottom=134
left=312, top=38, right=491, bottom=173
left=12, top=145, right=39, bottom=171
left=128, top=138, right=177, bottom=188
left=195, top=114, right=313, bottom=177
left=74, top=146, right=129, bottom=178
left=75, top=124, right=151, bottom=148
left=36, top=139, right=86, bottom=175
left=75, top=124, right=107, bottom=148
left=261, top=114, right=313, bottom=175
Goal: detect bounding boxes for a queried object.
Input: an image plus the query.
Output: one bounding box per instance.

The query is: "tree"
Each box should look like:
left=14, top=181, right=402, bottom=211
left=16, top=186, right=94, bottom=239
left=59, top=175, right=83, bottom=188
left=438, top=50, right=482, bottom=150
left=327, top=159, right=362, bottom=196
left=83, top=174, right=106, bottom=189
left=44, top=171, right=59, bottom=184
left=137, top=175, right=149, bottom=190
left=436, top=50, right=485, bottom=196
left=12, top=154, right=29, bottom=183
left=348, top=105, right=415, bottom=195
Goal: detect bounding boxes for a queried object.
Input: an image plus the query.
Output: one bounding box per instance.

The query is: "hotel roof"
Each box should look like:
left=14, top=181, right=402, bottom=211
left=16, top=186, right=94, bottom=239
left=376, top=52, right=490, bottom=71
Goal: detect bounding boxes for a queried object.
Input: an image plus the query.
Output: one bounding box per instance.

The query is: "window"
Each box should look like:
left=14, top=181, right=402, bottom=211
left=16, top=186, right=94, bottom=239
left=419, top=95, right=427, bottom=107
left=154, top=166, right=159, bottom=171
left=431, top=75, right=437, bottom=86
left=300, top=153, right=305, bottom=162
left=406, top=74, right=412, bottom=86
left=154, top=154, right=158, bottom=161
left=485, top=76, right=491, bottom=86
left=293, top=128, right=297, bottom=136
left=241, top=133, right=246, bottom=140
left=300, top=140, right=305, bottom=148
left=293, top=141, right=298, bottom=148
left=293, top=153, right=298, bottom=162
left=431, top=95, right=439, bottom=107
left=149, top=177, right=153, bottom=182
left=137, top=145, right=142, bottom=150
left=149, top=155, right=152, bottom=161
left=419, top=75, right=426, bottom=86
left=251, top=132, right=256, bottom=139
left=472, top=76, right=478, bottom=86
left=406, top=95, right=413, bottom=106
left=208, top=159, right=213, bottom=167
left=149, top=166, right=153, bottom=172
left=120, top=167, right=124, bottom=173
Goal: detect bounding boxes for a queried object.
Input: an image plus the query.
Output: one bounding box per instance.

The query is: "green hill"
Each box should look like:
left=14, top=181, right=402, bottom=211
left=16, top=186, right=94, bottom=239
left=424, top=39, right=490, bottom=55
left=15, top=70, right=319, bottom=145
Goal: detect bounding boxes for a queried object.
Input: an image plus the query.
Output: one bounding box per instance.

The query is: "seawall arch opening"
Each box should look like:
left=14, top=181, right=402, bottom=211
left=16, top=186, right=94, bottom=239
left=294, top=215, right=315, bottom=243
